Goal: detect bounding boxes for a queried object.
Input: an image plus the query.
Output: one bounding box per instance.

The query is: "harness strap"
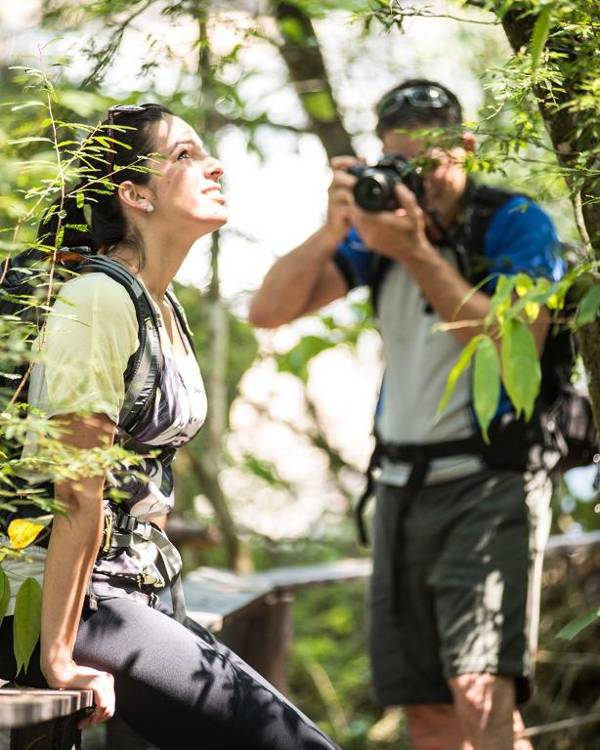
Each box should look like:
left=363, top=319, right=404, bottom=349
left=355, top=436, right=483, bottom=546
left=103, top=508, right=187, bottom=623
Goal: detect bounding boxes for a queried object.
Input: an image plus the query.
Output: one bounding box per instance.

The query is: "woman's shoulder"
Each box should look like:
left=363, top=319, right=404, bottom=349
left=59, top=271, right=134, bottom=303
left=55, top=272, right=137, bottom=324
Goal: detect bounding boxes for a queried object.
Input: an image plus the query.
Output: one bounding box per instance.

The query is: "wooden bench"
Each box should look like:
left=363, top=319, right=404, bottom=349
left=0, top=688, right=92, bottom=750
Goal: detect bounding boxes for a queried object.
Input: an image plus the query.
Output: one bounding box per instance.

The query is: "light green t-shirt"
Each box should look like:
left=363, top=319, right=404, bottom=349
left=27, top=272, right=139, bottom=424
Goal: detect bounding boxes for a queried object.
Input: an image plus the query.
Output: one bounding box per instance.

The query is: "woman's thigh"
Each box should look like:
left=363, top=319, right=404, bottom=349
left=74, top=597, right=339, bottom=750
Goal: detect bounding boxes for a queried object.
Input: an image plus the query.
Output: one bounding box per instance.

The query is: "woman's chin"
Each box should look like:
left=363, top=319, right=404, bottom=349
left=193, top=207, right=229, bottom=233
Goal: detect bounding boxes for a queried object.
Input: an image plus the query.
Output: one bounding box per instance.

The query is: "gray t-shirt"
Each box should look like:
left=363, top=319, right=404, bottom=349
left=375, top=253, right=483, bottom=486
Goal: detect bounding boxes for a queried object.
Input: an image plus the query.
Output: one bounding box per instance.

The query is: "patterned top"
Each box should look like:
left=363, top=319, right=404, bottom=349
left=5, top=271, right=207, bottom=612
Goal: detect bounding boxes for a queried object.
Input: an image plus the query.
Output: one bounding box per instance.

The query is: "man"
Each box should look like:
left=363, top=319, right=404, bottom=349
left=249, top=80, right=564, bottom=750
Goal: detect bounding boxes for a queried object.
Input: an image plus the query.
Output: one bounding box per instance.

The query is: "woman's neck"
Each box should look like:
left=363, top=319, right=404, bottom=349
left=107, top=235, right=189, bottom=301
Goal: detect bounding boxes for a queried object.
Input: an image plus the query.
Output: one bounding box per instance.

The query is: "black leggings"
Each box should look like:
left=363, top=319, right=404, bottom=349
left=0, top=597, right=341, bottom=750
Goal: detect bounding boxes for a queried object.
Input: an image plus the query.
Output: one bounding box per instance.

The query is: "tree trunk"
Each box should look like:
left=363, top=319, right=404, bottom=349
left=500, top=5, right=600, bottom=442
left=184, top=442, right=243, bottom=571
left=272, top=1, right=355, bottom=159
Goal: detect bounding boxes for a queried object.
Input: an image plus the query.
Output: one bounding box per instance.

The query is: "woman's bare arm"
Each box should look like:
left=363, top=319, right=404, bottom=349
left=40, top=412, right=116, bottom=727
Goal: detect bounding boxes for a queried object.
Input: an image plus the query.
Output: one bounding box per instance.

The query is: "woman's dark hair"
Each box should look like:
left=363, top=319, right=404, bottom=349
left=37, top=103, right=172, bottom=254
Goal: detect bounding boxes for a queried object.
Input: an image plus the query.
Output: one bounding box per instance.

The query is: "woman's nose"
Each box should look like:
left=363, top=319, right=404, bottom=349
left=205, top=159, right=223, bottom=180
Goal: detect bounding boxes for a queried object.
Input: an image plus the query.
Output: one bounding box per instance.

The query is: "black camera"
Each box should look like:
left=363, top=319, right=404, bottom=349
left=348, top=155, right=424, bottom=212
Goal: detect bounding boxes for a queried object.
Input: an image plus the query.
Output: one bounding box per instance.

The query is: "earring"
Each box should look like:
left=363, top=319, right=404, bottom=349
left=144, top=203, right=155, bottom=214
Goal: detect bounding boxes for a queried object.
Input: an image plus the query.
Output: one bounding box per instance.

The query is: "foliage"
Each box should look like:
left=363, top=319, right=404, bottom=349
left=275, top=300, right=374, bottom=384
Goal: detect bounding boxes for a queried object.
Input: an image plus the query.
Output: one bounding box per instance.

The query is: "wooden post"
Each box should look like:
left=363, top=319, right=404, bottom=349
left=220, top=591, right=295, bottom=694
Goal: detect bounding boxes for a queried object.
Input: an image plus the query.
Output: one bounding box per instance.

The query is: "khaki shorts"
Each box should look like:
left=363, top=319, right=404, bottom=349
left=368, top=469, right=552, bottom=706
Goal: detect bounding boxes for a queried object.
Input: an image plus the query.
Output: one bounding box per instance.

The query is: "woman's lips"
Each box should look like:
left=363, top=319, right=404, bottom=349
left=203, top=185, right=226, bottom=204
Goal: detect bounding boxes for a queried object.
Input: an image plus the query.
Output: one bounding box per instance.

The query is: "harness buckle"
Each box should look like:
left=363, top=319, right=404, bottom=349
left=102, top=512, right=114, bottom=553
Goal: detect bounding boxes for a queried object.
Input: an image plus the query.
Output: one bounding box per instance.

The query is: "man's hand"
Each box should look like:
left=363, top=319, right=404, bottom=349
left=350, top=182, right=434, bottom=263
left=324, top=155, right=363, bottom=245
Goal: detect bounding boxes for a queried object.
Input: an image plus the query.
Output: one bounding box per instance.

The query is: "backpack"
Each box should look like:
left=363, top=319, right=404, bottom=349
left=460, top=185, right=597, bottom=472
left=0, top=246, right=194, bottom=536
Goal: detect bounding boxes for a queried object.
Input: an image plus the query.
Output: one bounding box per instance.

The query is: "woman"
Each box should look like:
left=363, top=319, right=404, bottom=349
left=0, top=103, right=341, bottom=750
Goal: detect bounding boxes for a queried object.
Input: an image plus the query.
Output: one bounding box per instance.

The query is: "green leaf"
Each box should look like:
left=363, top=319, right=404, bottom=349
left=514, top=273, right=533, bottom=297
left=13, top=577, right=42, bottom=675
left=531, top=3, right=555, bottom=72
left=485, top=275, right=516, bottom=327
left=8, top=136, right=54, bottom=146
left=576, top=284, right=600, bottom=326
left=279, top=16, right=308, bottom=44
left=0, top=568, right=10, bottom=632
left=303, top=91, right=337, bottom=123
left=242, top=454, right=291, bottom=490
left=436, top=335, right=483, bottom=418
left=276, top=335, right=334, bottom=383
left=473, top=337, right=501, bottom=442
left=501, top=318, right=540, bottom=419
left=9, top=101, right=45, bottom=112
left=556, top=609, right=599, bottom=640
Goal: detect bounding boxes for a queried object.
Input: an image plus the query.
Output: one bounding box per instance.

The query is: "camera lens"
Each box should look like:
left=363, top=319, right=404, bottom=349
left=353, top=171, right=397, bottom=212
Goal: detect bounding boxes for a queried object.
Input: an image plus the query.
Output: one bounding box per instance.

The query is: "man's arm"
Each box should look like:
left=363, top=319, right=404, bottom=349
left=249, top=156, right=362, bottom=328
left=248, top=227, right=348, bottom=328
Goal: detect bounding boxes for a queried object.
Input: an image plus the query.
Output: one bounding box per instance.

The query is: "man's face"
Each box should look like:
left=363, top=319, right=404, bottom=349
left=381, top=127, right=473, bottom=225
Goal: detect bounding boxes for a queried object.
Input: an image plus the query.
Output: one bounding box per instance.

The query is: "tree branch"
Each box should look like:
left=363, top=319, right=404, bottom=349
left=271, top=1, right=354, bottom=159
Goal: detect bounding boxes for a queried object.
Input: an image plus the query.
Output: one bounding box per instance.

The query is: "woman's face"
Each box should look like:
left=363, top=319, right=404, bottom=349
left=146, top=114, right=227, bottom=237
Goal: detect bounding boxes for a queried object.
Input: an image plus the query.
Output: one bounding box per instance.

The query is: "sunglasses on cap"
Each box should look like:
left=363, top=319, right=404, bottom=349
left=104, top=104, right=151, bottom=176
left=377, top=84, right=460, bottom=123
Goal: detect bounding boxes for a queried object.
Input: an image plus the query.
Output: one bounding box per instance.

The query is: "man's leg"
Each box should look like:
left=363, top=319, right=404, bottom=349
left=448, top=674, right=533, bottom=750
left=404, top=703, right=471, bottom=750
left=431, top=470, right=552, bottom=750
left=402, top=684, right=533, bottom=750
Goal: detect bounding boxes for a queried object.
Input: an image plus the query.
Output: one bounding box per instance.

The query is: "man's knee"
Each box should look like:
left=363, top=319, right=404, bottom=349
left=404, top=703, right=466, bottom=750
left=449, top=673, right=515, bottom=747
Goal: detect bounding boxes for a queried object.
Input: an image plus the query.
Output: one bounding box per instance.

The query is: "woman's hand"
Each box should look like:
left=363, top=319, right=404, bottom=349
left=43, top=658, right=115, bottom=728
